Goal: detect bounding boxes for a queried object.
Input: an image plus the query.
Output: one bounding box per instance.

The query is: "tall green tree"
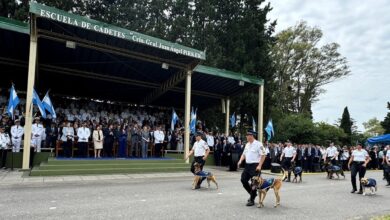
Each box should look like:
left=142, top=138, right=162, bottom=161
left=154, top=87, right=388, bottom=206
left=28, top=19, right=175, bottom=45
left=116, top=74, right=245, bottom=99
left=271, top=21, right=350, bottom=115
left=339, top=106, right=352, bottom=145
left=381, top=102, right=390, bottom=134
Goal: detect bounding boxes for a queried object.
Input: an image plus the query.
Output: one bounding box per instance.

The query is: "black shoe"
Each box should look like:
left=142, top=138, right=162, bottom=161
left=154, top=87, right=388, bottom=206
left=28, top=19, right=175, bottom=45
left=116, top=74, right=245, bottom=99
left=246, top=200, right=255, bottom=206
left=194, top=185, right=200, bottom=189
left=286, top=179, right=290, bottom=182
left=357, top=191, right=363, bottom=194
left=350, top=190, right=356, bottom=193
left=386, top=184, right=390, bottom=187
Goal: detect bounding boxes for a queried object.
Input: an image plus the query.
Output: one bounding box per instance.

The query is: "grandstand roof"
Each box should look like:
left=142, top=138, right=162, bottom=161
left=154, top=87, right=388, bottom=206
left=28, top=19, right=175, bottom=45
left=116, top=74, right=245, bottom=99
left=0, top=2, right=263, bottom=109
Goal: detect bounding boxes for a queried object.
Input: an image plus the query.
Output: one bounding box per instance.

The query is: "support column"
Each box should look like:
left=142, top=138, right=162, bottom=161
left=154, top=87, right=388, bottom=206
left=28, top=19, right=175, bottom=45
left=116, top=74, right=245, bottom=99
left=258, top=84, right=264, bottom=143
left=184, top=70, right=192, bottom=163
left=225, top=98, right=230, bottom=137
left=22, top=15, right=37, bottom=170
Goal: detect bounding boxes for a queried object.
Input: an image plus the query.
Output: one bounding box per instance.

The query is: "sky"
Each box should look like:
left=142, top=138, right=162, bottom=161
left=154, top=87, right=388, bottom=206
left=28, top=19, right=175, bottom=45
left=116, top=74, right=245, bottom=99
left=266, top=0, right=390, bottom=132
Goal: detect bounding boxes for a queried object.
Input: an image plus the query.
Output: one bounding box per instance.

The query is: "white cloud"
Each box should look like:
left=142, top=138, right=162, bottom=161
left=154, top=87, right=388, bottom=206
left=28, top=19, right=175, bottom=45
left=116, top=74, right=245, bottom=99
left=267, top=0, right=390, bottom=131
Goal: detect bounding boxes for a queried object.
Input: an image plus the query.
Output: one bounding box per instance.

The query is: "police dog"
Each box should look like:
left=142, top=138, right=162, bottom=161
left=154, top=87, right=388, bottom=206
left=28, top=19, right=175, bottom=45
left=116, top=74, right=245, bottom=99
left=324, top=161, right=345, bottom=179
left=291, top=162, right=302, bottom=183
left=360, top=178, right=377, bottom=196
left=251, top=170, right=286, bottom=208
left=192, top=162, right=218, bottom=189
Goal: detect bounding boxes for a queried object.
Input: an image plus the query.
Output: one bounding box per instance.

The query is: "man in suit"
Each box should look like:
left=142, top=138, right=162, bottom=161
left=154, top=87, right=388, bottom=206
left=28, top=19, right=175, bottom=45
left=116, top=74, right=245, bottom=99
left=45, top=122, right=58, bottom=149
left=103, top=124, right=115, bottom=157
left=214, top=139, right=223, bottom=166
left=312, top=145, right=323, bottom=172
left=304, top=144, right=315, bottom=173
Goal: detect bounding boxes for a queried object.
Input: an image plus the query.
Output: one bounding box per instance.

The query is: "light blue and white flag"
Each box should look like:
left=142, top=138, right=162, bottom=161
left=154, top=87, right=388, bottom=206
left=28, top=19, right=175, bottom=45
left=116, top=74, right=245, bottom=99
left=171, top=109, right=178, bottom=131
left=265, top=119, right=274, bottom=141
left=230, top=112, right=236, bottom=128
left=42, top=91, right=56, bottom=119
left=6, top=85, right=20, bottom=118
left=190, top=107, right=197, bottom=134
left=252, top=116, right=256, bottom=132
left=33, top=89, right=46, bottom=119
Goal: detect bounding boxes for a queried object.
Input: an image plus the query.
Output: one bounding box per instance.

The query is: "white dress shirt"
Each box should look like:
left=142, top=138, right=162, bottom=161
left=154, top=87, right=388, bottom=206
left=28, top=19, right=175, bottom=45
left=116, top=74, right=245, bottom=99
left=77, top=127, right=91, bottom=142
left=243, top=140, right=265, bottom=163
left=352, top=149, right=368, bottom=162
left=11, top=125, right=24, bottom=139
left=153, top=130, right=164, bottom=144
left=283, top=146, right=296, bottom=158
left=192, top=139, right=209, bottom=157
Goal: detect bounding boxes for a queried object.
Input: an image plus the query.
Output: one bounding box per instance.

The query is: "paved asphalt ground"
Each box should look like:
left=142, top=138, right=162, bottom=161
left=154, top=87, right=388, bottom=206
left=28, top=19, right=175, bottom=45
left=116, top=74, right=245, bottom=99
left=0, top=167, right=389, bottom=220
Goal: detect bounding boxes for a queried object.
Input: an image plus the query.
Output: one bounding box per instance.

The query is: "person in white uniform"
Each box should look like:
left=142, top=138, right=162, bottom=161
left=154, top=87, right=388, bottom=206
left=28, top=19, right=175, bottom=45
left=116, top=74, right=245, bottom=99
left=348, top=144, right=370, bottom=194
left=11, top=119, right=24, bottom=152
left=77, top=122, right=91, bottom=157
left=280, top=140, right=296, bottom=182
left=325, top=142, right=339, bottom=165
left=31, top=117, right=44, bottom=152
left=0, top=126, right=11, bottom=168
left=237, top=130, right=266, bottom=206
left=186, top=132, right=210, bottom=189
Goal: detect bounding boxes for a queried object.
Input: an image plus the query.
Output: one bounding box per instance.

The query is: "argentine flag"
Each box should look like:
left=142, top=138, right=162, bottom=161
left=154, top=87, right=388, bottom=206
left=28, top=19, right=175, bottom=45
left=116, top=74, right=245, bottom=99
left=42, top=91, right=57, bottom=119
left=230, top=112, right=236, bottom=128
left=171, top=109, right=178, bottom=131
left=252, top=116, right=256, bottom=132
left=190, top=107, right=197, bottom=134
left=265, top=119, right=274, bottom=141
left=33, top=89, right=47, bottom=119
left=6, top=85, right=20, bottom=118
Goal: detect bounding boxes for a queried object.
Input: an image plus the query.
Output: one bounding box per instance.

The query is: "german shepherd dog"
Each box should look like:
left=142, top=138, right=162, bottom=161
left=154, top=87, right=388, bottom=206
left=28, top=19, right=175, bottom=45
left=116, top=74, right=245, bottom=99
left=251, top=170, right=286, bottom=208
left=291, top=162, right=303, bottom=183
left=324, top=161, right=345, bottom=179
left=360, top=177, right=377, bottom=196
left=192, top=162, right=218, bottom=189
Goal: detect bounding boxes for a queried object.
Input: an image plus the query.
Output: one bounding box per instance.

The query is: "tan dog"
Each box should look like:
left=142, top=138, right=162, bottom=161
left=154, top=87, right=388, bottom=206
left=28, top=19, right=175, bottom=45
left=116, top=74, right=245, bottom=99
left=251, top=170, right=286, bottom=208
left=360, top=177, right=377, bottom=196
left=192, top=162, right=218, bottom=189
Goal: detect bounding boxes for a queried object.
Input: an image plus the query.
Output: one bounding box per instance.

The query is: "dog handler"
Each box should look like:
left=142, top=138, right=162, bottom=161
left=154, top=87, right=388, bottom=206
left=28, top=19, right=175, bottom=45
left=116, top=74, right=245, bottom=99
left=237, top=130, right=266, bottom=206
left=348, top=144, right=370, bottom=194
left=186, top=132, right=210, bottom=189
left=280, top=140, right=296, bottom=182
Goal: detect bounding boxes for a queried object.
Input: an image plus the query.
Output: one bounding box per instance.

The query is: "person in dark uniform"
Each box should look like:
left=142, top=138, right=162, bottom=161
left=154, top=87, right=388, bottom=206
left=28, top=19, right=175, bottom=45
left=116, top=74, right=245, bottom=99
left=280, top=140, right=296, bottom=182
left=348, top=144, right=370, bottom=194
left=214, top=139, right=223, bottom=166
left=237, top=130, right=266, bottom=206
left=186, top=132, right=210, bottom=189
left=103, top=124, right=115, bottom=157
left=228, top=140, right=242, bottom=171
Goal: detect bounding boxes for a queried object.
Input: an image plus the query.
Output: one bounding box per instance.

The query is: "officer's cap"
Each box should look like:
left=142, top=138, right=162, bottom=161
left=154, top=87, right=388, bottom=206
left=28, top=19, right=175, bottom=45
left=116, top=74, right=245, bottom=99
left=246, top=129, right=257, bottom=136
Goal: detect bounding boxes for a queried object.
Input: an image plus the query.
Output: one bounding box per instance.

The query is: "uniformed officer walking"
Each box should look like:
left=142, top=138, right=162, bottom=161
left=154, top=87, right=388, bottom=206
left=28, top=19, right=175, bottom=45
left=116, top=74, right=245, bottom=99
left=348, top=144, right=370, bottom=194
left=325, top=142, right=339, bottom=165
left=11, top=119, right=24, bottom=152
left=186, top=132, right=210, bottom=189
left=280, top=140, right=296, bottom=182
left=237, top=130, right=266, bottom=206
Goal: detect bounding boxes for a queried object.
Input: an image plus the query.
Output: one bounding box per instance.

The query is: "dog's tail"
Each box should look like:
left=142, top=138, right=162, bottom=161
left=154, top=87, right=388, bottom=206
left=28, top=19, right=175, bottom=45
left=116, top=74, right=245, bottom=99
left=280, top=168, right=287, bottom=181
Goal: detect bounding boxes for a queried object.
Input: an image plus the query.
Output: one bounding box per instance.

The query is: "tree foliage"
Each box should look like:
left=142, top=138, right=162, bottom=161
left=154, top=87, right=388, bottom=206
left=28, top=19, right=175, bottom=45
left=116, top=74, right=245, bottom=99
left=363, top=117, right=385, bottom=137
left=381, top=102, right=390, bottom=134
left=271, top=21, right=350, bottom=115
left=339, top=106, right=352, bottom=145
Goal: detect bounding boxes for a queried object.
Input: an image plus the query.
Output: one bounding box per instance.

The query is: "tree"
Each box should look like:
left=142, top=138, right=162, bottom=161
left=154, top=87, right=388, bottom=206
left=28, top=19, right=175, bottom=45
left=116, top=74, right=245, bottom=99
left=314, top=122, right=346, bottom=146
left=363, top=117, right=385, bottom=137
left=271, top=21, right=350, bottom=115
left=381, top=102, right=390, bottom=134
left=339, top=106, right=352, bottom=145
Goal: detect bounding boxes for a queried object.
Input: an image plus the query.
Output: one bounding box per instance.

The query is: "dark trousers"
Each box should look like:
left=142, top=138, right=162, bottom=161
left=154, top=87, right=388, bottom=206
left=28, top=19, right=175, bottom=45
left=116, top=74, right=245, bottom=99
left=46, top=136, right=57, bottom=148
left=351, top=162, right=366, bottom=191
left=214, top=151, right=222, bottom=166
left=327, top=157, right=337, bottom=165
left=0, top=149, right=7, bottom=168
left=282, top=157, right=293, bottom=180
left=63, top=140, right=72, bottom=158
left=384, top=164, right=390, bottom=184
left=104, top=141, right=114, bottom=157
left=191, top=156, right=206, bottom=186
left=155, top=143, right=163, bottom=157
left=78, top=142, right=88, bottom=158
left=304, top=157, right=312, bottom=172
left=241, top=163, right=259, bottom=202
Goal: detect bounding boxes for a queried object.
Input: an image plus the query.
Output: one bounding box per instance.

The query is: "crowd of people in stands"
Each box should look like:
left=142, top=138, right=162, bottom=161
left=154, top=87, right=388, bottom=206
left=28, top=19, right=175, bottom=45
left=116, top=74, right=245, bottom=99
left=0, top=93, right=389, bottom=176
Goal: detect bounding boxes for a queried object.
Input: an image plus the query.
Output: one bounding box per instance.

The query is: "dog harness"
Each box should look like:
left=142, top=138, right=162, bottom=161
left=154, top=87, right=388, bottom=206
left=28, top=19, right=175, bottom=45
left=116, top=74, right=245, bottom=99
left=294, top=167, right=302, bottom=174
left=195, top=171, right=211, bottom=177
left=259, top=178, right=275, bottom=190
left=364, top=178, right=376, bottom=187
left=329, top=165, right=341, bottom=171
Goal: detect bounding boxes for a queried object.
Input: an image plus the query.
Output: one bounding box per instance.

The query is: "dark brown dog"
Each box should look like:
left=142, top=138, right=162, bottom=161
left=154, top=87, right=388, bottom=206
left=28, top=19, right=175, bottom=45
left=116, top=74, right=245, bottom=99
left=192, top=162, right=218, bottom=189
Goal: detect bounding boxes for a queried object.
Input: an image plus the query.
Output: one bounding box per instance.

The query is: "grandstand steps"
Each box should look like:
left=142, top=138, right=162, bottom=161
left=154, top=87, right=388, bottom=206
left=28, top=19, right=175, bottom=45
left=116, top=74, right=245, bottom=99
left=30, top=158, right=189, bottom=176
